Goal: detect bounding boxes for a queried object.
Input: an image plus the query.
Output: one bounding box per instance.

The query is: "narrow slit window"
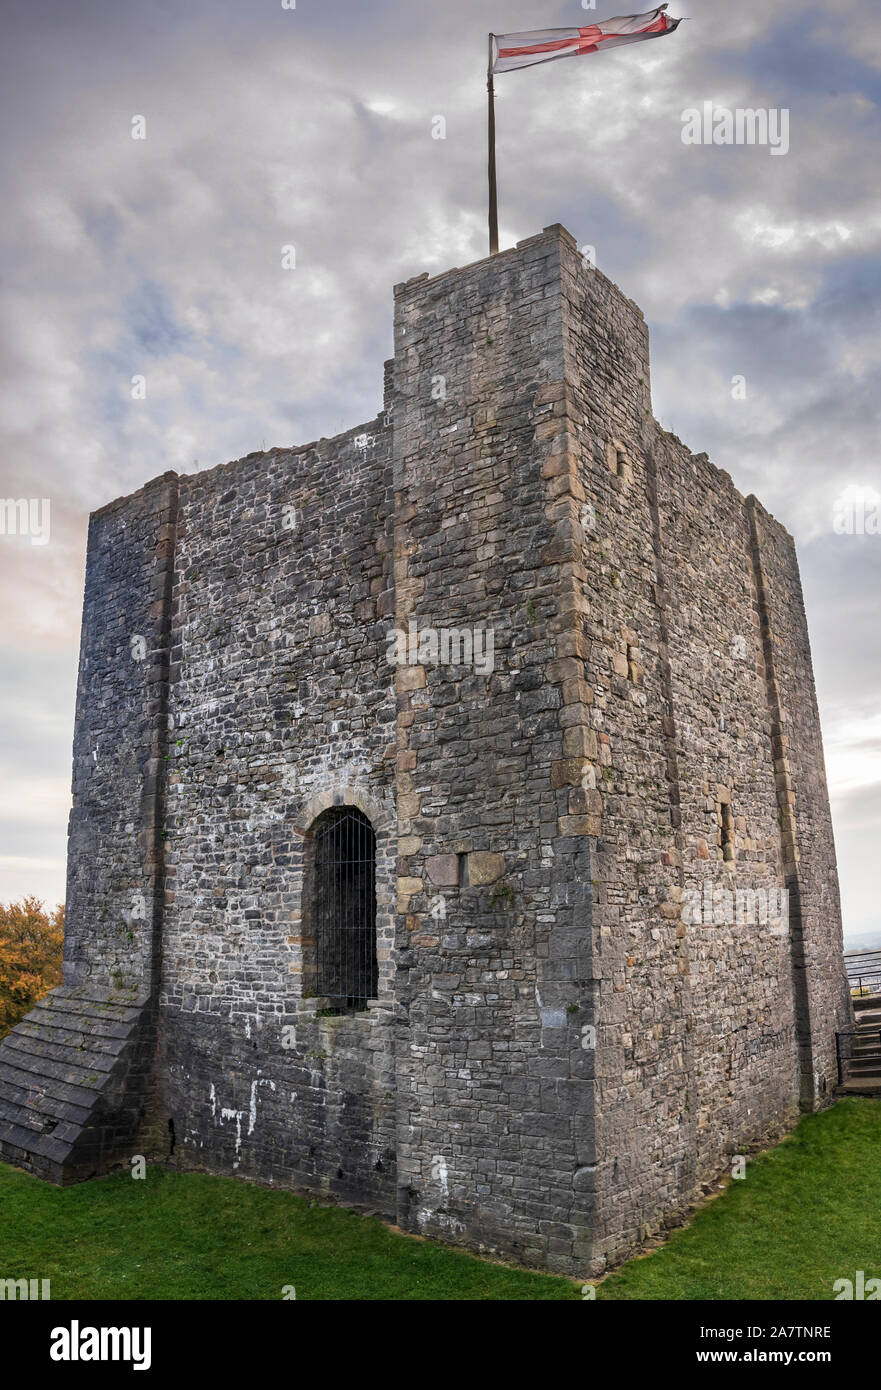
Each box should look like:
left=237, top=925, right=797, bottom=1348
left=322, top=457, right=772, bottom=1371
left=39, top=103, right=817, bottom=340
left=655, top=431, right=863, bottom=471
left=314, top=808, right=377, bottom=1013
left=718, top=801, right=735, bottom=862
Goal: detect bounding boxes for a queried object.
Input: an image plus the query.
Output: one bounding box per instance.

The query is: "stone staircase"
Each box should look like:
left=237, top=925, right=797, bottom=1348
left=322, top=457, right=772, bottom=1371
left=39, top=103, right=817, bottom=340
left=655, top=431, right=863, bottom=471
left=0, top=984, right=154, bottom=1183
left=837, top=1005, right=881, bottom=1095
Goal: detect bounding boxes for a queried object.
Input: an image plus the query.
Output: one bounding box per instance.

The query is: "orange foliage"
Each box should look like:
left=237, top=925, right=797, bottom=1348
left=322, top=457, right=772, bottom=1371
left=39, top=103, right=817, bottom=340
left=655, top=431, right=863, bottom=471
left=0, top=897, right=64, bottom=1039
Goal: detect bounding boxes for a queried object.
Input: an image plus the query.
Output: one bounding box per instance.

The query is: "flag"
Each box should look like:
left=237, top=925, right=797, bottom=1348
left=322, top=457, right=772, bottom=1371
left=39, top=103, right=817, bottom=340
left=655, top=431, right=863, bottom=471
left=492, top=5, right=681, bottom=74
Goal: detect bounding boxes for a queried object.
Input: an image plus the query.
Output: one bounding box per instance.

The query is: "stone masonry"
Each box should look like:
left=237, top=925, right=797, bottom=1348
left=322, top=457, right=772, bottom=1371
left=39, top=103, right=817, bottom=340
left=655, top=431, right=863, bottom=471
left=0, top=225, right=852, bottom=1274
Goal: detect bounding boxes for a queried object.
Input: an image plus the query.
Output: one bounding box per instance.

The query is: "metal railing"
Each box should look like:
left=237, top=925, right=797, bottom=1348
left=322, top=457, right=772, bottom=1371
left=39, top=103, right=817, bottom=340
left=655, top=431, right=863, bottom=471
left=844, top=948, right=881, bottom=999
left=835, top=1028, right=881, bottom=1087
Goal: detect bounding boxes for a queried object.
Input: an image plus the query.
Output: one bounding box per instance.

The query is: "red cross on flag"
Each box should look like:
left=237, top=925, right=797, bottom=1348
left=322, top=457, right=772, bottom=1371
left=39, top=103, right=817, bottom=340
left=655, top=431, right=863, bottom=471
left=492, top=5, right=682, bottom=74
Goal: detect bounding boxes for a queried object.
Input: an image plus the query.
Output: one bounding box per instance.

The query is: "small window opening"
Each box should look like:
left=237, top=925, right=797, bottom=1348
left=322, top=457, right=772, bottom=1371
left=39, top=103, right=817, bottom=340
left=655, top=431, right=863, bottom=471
left=312, top=807, right=377, bottom=1013
left=718, top=801, right=735, bottom=862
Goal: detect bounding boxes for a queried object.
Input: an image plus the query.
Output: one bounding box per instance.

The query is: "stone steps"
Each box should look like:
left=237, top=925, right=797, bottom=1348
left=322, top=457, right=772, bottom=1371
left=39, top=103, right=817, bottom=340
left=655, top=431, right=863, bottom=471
left=847, top=1060, right=881, bottom=1076
left=0, top=984, right=154, bottom=1183
left=839, top=1077, right=881, bottom=1095
left=838, top=1015, right=881, bottom=1094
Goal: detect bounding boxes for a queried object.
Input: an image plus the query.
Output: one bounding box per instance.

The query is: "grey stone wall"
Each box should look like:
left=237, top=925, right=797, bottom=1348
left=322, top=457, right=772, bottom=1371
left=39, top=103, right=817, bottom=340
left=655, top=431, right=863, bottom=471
left=746, top=500, right=852, bottom=1099
left=0, top=223, right=851, bottom=1277
left=552, top=226, right=850, bottom=1265
left=159, top=423, right=397, bottom=1210
left=391, top=231, right=598, bottom=1271
left=64, top=471, right=177, bottom=993
left=388, top=225, right=849, bottom=1271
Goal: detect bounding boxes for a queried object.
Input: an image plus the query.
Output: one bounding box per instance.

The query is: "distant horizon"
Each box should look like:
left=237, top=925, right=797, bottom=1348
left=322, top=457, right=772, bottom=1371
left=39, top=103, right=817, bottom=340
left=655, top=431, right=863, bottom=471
left=843, top=931, right=881, bottom=952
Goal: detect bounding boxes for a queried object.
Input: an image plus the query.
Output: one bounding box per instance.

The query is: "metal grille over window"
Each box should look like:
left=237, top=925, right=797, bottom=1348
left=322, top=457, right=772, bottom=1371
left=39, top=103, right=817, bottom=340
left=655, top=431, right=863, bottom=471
left=314, top=808, right=378, bottom=1013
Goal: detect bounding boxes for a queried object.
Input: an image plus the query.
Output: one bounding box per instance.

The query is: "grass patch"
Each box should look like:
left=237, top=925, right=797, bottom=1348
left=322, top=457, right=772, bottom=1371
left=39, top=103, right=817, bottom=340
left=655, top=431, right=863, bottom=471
left=0, top=1162, right=576, bottom=1300
left=1, top=1099, right=878, bottom=1300
left=599, top=1097, right=881, bottom=1300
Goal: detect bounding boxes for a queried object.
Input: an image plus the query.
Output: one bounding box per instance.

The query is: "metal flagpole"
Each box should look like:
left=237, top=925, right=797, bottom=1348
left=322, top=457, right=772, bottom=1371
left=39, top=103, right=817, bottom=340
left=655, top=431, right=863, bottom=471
left=487, top=33, right=499, bottom=255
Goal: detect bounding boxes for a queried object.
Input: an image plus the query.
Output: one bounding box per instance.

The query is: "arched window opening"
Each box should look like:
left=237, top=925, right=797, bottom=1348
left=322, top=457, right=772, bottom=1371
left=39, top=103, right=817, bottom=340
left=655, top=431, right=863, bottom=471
left=313, top=807, right=377, bottom=1013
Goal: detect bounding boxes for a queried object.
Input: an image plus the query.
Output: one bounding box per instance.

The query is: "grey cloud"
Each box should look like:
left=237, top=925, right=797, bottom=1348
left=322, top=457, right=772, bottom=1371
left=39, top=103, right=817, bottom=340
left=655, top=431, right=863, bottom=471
left=0, top=0, right=878, bottom=932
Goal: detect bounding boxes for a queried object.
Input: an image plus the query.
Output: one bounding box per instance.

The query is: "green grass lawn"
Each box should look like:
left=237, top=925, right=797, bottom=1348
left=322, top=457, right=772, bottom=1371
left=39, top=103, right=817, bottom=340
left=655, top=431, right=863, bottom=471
left=0, top=1159, right=576, bottom=1300
left=599, top=1097, right=881, bottom=1300
left=0, top=1097, right=878, bottom=1300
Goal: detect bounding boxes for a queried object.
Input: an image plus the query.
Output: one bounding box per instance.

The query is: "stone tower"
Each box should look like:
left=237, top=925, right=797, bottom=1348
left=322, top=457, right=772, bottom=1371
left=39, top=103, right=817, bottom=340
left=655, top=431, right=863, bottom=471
left=0, top=225, right=852, bottom=1274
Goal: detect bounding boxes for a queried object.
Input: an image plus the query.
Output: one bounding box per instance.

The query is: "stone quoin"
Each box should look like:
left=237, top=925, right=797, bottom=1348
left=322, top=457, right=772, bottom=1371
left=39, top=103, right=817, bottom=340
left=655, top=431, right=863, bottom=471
left=0, top=225, right=852, bottom=1275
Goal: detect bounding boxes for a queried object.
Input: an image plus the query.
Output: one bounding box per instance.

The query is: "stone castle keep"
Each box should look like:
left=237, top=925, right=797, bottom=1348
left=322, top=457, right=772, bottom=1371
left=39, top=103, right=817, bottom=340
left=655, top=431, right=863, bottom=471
left=0, top=225, right=852, bottom=1274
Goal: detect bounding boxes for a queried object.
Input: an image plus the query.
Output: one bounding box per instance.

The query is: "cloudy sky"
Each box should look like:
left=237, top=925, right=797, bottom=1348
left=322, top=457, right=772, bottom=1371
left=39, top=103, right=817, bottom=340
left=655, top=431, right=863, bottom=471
left=0, top=0, right=878, bottom=944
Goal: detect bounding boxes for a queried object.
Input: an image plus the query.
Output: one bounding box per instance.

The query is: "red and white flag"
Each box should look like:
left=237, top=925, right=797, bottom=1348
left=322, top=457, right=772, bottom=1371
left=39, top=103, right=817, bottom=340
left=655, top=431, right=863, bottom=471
left=492, top=5, right=681, bottom=74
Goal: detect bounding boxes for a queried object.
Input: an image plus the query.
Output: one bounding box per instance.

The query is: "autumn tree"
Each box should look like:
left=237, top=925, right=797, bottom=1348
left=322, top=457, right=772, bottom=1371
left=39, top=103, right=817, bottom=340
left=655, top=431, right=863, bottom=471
left=0, top=897, right=64, bottom=1039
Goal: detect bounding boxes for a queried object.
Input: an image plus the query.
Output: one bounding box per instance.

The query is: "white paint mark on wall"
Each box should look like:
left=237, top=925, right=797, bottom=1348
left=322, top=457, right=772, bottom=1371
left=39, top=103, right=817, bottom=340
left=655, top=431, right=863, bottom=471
left=248, top=1077, right=277, bottom=1136
left=416, top=1207, right=463, bottom=1235
left=220, top=1107, right=244, bottom=1165
left=430, top=1154, right=449, bottom=1198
